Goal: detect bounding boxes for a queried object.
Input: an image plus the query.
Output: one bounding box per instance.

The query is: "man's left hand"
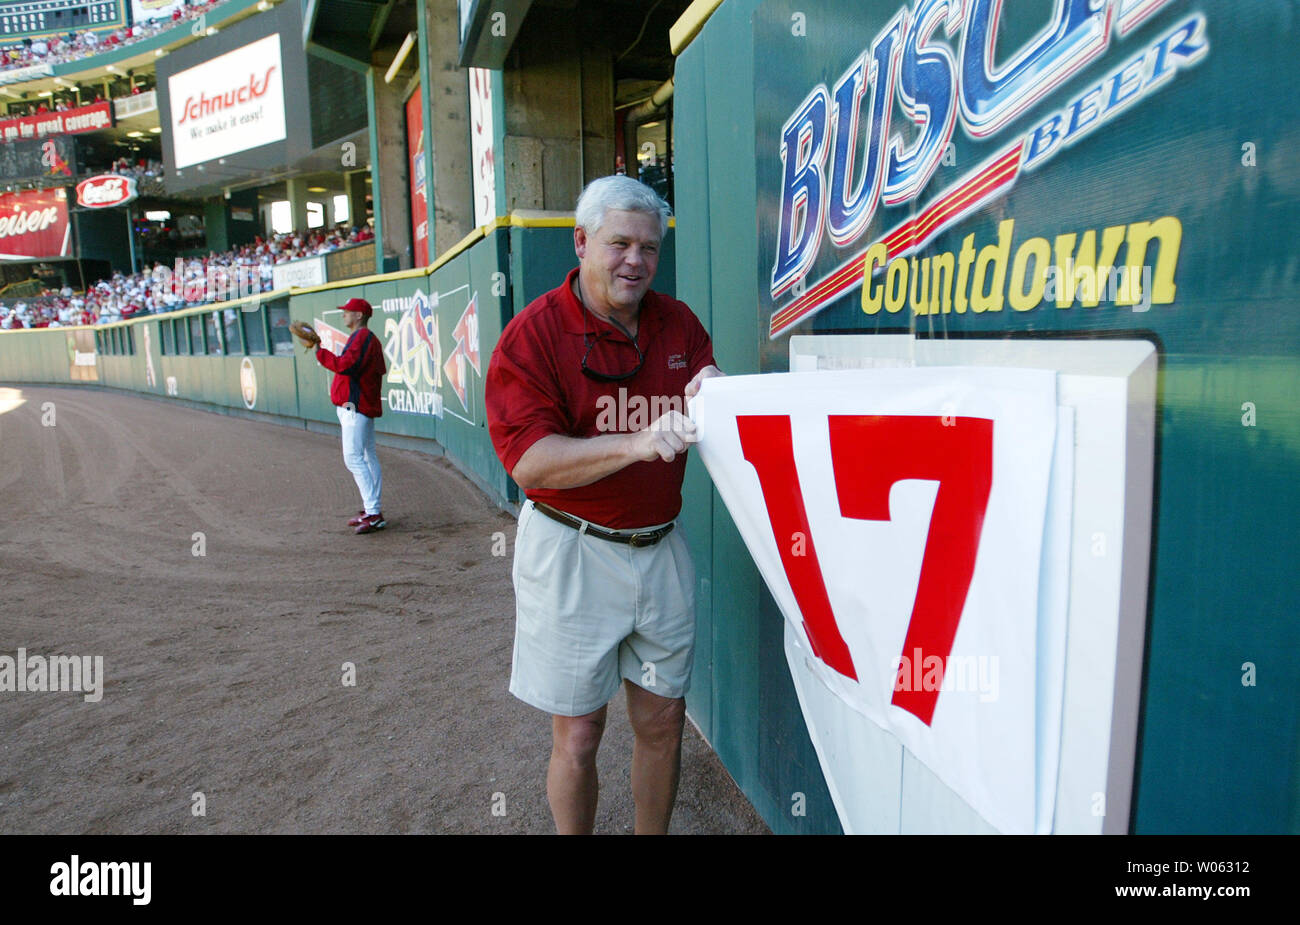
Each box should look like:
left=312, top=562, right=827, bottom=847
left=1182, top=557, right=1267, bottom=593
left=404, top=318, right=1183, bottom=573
left=684, top=365, right=724, bottom=399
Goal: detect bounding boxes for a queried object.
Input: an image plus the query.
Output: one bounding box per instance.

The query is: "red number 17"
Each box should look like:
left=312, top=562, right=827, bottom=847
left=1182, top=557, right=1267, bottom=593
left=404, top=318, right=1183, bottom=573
left=736, top=414, right=993, bottom=725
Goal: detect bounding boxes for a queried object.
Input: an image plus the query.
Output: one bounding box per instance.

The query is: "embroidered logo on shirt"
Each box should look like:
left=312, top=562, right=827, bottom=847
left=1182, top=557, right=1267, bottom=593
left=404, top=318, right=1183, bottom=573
left=668, top=353, right=687, bottom=369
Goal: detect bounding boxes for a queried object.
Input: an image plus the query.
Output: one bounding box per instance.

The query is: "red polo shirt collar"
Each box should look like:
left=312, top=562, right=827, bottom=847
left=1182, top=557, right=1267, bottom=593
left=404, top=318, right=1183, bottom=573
left=559, top=267, right=665, bottom=342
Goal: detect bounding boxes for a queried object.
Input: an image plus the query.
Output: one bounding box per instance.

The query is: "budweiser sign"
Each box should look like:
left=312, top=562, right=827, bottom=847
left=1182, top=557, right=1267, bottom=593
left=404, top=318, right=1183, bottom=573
left=76, top=174, right=138, bottom=208
left=0, top=188, right=70, bottom=259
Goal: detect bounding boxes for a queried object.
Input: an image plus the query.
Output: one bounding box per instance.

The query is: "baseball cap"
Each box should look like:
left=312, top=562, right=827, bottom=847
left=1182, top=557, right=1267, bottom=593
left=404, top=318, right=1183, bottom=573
left=339, top=296, right=373, bottom=318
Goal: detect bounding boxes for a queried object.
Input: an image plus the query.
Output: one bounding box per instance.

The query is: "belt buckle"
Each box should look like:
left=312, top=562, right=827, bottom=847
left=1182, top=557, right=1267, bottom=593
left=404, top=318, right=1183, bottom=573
left=628, top=531, right=656, bottom=548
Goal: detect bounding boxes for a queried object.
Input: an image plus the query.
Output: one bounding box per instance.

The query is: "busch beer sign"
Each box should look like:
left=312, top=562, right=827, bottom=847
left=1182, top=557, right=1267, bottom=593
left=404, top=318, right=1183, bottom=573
left=759, top=0, right=1206, bottom=337
left=76, top=174, right=138, bottom=209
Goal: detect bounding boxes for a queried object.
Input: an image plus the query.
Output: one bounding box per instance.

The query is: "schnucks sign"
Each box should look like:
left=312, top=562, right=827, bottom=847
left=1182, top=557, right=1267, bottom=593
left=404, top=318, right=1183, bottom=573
left=754, top=0, right=1244, bottom=340
left=167, top=32, right=287, bottom=169
left=76, top=174, right=139, bottom=209
left=0, top=102, right=114, bottom=144
left=0, top=188, right=70, bottom=259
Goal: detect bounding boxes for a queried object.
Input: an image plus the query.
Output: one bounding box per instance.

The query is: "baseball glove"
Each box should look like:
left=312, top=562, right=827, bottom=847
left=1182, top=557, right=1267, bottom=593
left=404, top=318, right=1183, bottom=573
left=289, top=320, right=320, bottom=350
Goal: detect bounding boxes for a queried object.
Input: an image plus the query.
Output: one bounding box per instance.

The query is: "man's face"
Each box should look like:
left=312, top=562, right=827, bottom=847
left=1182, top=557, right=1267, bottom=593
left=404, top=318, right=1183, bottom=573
left=575, top=209, right=661, bottom=316
left=342, top=310, right=363, bottom=330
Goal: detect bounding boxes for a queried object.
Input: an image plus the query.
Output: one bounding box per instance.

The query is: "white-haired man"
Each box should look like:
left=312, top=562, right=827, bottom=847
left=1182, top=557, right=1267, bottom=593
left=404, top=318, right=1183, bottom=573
left=486, top=176, right=723, bottom=834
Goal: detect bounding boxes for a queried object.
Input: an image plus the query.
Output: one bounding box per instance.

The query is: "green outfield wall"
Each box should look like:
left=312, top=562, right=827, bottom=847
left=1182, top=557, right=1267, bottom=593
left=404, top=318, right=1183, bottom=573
left=0, top=218, right=617, bottom=511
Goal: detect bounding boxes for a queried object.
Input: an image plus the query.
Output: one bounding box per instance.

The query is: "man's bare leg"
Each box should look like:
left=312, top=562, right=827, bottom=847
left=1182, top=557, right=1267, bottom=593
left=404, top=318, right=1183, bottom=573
left=624, top=680, right=687, bottom=835
left=548, top=706, right=608, bottom=834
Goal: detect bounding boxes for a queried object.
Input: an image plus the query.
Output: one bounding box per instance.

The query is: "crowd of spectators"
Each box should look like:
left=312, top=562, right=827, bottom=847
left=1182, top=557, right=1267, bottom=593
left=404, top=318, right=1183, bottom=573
left=0, top=3, right=225, bottom=73
left=0, top=83, right=152, bottom=128
left=0, top=224, right=375, bottom=329
left=101, top=156, right=167, bottom=197
left=109, top=156, right=164, bottom=179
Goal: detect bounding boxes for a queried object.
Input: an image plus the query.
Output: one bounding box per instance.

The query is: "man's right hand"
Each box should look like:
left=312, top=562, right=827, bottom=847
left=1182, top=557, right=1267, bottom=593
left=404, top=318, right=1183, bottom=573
left=633, top=410, right=699, bottom=463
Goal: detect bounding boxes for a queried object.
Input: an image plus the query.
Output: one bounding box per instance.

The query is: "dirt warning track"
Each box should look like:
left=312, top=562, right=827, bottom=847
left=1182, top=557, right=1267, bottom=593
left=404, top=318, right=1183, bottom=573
left=0, top=386, right=767, bottom=834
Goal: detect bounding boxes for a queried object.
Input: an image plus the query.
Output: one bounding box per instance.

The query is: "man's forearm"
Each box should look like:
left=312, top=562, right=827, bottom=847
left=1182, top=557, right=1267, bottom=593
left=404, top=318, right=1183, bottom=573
left=511, top=432, right=641, bottom=491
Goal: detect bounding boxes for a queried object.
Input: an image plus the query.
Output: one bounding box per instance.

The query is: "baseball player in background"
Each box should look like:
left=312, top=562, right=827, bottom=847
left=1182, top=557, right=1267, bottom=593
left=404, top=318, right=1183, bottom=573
left=312, top=297, right=389, bottom=535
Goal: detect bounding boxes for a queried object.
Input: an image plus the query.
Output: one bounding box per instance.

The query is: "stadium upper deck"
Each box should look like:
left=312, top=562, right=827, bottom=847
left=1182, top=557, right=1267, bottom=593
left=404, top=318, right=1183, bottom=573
left=0, top=0, right=373, bottom=302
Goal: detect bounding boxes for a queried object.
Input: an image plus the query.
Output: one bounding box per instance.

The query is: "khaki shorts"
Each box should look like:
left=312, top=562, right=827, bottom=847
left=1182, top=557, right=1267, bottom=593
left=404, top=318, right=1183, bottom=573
left=509, top=500, right=697, bottom=717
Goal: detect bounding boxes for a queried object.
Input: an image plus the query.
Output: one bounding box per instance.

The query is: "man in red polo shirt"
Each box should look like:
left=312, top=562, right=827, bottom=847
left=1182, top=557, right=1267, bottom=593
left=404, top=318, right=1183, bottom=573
left=486, top=176, right=722, bottom=834
left=315, top=296, right=387, bottom=534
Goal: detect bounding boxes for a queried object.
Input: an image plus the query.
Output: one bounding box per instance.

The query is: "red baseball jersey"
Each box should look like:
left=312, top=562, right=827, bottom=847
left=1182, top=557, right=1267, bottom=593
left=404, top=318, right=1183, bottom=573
left=316, top=327, right=386, bottom=418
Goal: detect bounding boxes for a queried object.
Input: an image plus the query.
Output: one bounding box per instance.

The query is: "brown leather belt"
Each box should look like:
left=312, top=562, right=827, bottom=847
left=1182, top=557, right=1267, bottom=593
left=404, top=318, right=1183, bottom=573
left=532, top=501, right=674, bottom=548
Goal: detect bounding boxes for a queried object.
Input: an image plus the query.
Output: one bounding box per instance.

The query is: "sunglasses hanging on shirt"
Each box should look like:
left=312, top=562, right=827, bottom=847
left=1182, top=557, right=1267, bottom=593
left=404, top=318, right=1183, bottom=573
left=578, top=295, right=645, bottom=383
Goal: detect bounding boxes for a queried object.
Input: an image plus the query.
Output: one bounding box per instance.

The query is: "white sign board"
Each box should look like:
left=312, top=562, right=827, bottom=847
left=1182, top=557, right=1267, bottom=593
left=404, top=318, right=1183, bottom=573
left=468, top=68, right=497, bottom=228
left=693, top=367, right=1067, bottom=834
left=132, top=0, right=186, bottom=23
left=272, top=255, right=326, bottom=291
left=168, top=33, right=287, bottom=170
left=693, top=336, right=1156, bottom=834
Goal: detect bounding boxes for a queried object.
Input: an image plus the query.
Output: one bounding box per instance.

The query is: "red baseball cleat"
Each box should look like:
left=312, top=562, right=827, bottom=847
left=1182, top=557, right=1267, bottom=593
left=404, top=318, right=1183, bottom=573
left=354, top=513, right=387, bottom=534
left=347, top=510, right=367, bottom=526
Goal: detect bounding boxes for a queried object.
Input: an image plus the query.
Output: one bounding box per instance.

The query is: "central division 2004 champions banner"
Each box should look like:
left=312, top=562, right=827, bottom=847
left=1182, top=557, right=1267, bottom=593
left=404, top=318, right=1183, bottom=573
left=693, top=369, right=1069, bottom=834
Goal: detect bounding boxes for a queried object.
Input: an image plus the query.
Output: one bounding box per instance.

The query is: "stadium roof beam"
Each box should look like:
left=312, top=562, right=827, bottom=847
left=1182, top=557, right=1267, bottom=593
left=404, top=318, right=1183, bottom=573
left=457, top=0, right=536, bottom=68
left=304, top=0, right=394, bottom=65
left=383, top=32, right=418, bottom=84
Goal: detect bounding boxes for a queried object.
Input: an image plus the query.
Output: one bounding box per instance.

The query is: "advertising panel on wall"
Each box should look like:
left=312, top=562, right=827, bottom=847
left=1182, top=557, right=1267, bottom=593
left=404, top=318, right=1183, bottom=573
left=468, top=68, right=497, bottom=227
left=272, top=255, right=326, bottom=290
left=0, top=102, right=114, bottom=143
left=76, top=174, right=137, bottom=209
left=155, top=0, right=309, bottom=194
left=0, top=64, right=52, bottom=86
left=167, top=32, right=287, bottom=170
left=66, top=329, right=98, bottom=382
left=0, top=188, right=71, bottom=260
left=0, top=136, right=75, bottom=184
left=368, top=285, right=479, bottom=421
left=406, top=87, right=429, bottom=268
left=325, top=242, right=376, bottom=282
left=132, top=0, right=185, bottom=22
left=754, top=0, right=1213, bottom=343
